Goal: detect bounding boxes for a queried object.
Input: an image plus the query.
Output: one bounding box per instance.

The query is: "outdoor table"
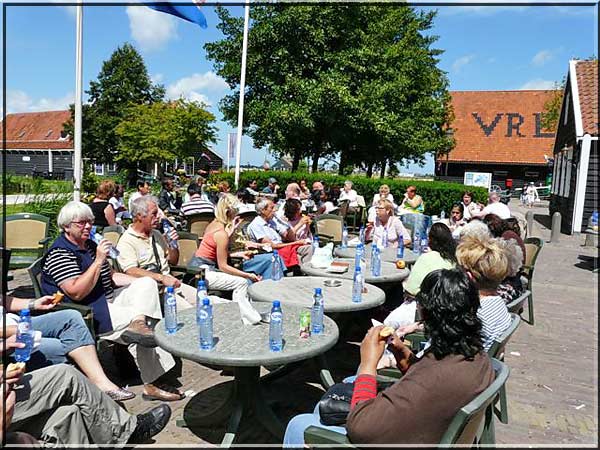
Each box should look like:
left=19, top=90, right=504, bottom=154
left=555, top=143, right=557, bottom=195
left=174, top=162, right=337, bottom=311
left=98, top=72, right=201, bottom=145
left=300, top=258, right=410, bottom=286
left=154, top=303, right=338, bottom=447
left=334, top=243, right=418, bottom=265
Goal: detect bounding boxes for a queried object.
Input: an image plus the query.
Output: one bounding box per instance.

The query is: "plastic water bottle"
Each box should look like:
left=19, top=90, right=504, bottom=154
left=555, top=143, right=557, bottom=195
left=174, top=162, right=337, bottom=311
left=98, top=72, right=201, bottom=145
left=382, top=228, right=389, bottom=249
left=198, top=298, right=213, bottom=351
left=162, top=219, right=179, bottom=249
left=271, top=250, right=283, bottom=281
left=359, top=226, right=366, bottom=244
left=311, top=288, right=324, bottom=335
left=397, top=235, right=405, bottom=259
left=164, top=286, right=178, bottom=334
left=341, top=226, right=348, bottom=249
left=90, top=226, right=120, bottom=259
left=371, top=246, right=381, bottom=277
left=269, top=300, right=283, bottom=352
left=420, top=235, right=429, bottom=253
left=352, top=267, right=363, bottom=303
left=370, top=243, right=378, bottom=266
left=14, top=309, right=34, bottom=362
left=196, top=279, right=208, bottom=324
left=440, top=210, right=446, bottom=221
left=413, top=231, right=421, bottom=255
left=312, top=235, right=320, bottom=253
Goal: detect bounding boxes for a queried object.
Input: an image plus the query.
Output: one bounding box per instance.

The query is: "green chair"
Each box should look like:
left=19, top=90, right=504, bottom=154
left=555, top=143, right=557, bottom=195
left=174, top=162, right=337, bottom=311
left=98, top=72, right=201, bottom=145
left=169, top=231, right=199, bottom=285
left=1, top=247, right=13, bottom=293
left=1, top=213, right=52, bottom=269
left=101, top=225, right=125, bottom=272
left=519, top=237, right=543, bottom=325
left=27, top=257, right=96, bottom=340
left=304, top=358, right=510, bottom=446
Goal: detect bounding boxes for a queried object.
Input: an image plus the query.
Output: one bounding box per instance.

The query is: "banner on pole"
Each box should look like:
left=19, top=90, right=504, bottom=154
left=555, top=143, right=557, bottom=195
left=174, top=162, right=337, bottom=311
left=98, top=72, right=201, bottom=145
left=228, top=132, right=237, bottom=159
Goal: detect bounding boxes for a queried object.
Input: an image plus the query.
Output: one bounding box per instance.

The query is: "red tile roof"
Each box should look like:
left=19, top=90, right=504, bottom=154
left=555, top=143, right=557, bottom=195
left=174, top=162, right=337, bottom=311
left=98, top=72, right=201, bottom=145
left=441, top=90, right=558, bottom=165
left=575, top=60, right=598, bottom=136
left=1, top=110, right=73, bottom=150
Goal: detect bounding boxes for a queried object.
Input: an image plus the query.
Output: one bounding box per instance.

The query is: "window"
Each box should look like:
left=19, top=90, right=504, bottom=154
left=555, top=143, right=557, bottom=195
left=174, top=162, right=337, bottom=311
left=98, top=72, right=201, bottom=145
left=108, top=163, right=117, bottom=172
left=524, top=171, right=539, bottom=178
left=493, top=170, right=508, bottom=177
left=94, top=163, right=104, bottom=175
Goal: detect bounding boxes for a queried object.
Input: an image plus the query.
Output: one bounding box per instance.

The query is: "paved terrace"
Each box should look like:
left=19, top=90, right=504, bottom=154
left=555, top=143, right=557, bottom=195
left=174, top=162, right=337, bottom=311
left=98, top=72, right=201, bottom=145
left=7, top=199, right=598, bottom=447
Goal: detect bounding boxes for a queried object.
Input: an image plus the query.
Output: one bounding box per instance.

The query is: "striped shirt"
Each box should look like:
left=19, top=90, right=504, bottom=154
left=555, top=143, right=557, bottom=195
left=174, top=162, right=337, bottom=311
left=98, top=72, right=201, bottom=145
left=478, top=295, right=512, bottom=352
left=180, top=196, right=215, bottom=216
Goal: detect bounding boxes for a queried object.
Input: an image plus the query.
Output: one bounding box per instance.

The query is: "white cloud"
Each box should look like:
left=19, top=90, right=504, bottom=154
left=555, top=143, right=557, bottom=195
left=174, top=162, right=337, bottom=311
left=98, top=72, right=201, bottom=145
left=532, top=49, right=554, bottom=66
left=5, top=89, right=74, bottom=113
left=151, top=73, right=164, bottom=84
left=166, top=71, right=229, bottom=106
left=451, top=54, right=476, bottom=73
left=433, top=3, right=529, bottom=16
left=126, top=6, right=178, bottom=52
left=519, top=79, right=556, bottom=90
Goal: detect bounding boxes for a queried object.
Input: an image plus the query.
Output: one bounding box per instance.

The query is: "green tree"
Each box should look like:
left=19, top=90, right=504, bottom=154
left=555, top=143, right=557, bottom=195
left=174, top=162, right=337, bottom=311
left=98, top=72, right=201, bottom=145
left=64, top=43, right=165, bottom=181
left=115, top=99, right=218, bottom=170
left=540, top=78, right=565, bottom=132
left=205, top=5, right=453, bottom=174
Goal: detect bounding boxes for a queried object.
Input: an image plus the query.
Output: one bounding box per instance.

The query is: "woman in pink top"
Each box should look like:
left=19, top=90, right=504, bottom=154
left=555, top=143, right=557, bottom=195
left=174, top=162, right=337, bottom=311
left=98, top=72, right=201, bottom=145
left=365, top=200, right=412, bottom=248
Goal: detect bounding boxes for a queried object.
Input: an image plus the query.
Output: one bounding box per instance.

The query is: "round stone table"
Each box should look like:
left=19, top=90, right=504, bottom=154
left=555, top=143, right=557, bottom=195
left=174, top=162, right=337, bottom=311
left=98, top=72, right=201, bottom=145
left=155, top=303, right=338, bottom=445
left=334, top=244, right=418, bottom=266
left=300, top=258, right=410, bottom=287
left=248, top=277, right=386, bottom=313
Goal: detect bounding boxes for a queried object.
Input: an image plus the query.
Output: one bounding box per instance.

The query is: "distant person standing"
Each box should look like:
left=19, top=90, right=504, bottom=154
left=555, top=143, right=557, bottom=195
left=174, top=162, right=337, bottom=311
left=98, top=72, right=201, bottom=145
left=525, top=183, right=539, bottom=208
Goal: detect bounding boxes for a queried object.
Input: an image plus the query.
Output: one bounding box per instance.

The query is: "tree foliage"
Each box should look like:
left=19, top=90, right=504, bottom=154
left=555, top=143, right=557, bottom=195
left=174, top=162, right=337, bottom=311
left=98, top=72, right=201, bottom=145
left=205, top=4, right=453, bottom=174
left=115, top=99, right=218, bottom=166
left=540, top=78, right=566, bottom=132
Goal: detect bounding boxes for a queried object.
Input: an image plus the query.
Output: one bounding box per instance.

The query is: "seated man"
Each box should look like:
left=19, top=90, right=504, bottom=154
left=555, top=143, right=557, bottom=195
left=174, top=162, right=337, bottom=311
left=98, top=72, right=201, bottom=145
left=1, top=338, right=170, bottom=445
left=180, top=182, right=215, bottom=216
left=117, top=196, right=197, bottom=309
left=158, top=178, right=182, bottom=215
left=262, top=177, right=280, bottom=196
left=471, top=191, right=511, bottom=220
left=42, top=200, right=185, bottom=401
left=247, top=198, right=309, bottom=269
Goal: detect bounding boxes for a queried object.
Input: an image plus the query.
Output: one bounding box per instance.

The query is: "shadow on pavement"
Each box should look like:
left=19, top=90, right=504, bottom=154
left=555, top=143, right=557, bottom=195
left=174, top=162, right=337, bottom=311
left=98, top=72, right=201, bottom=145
left=534, top=213, right=552, bottom=230
left=574, top=255, right=598, bottom=272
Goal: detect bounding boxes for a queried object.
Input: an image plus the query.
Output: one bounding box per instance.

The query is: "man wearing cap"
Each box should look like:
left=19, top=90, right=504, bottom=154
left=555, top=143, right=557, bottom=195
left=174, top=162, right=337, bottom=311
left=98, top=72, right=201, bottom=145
left=262, top=177, right=280, bottom=195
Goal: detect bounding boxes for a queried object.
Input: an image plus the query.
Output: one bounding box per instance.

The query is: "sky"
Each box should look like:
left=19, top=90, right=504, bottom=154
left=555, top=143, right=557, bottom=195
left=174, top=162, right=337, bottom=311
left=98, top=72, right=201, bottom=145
left=2, top=1, right=598, bottom=175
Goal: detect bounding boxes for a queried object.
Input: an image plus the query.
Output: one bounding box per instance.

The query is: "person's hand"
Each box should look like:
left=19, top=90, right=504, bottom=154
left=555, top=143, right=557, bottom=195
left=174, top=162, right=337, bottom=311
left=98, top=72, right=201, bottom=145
left=32, top=295, right=56, bottom=311
left=247, top=273, right=262, bottom=282
left=358, top=326, right=387, bottom=374
left=396, top=322, right=423, bottom=337
left=365, top=222, right=374, bottom=232
left=387, top=334, right=415, bottom=373
left=300, top=215, right=311, bottom=226
left=231, top=250, right=253, bottom=260
left=244, top=241, right=261, bottom=250
left=162, top=274, right=181, bottom=288
left=0, top=358, right=26, bottom=386
left=95, top=239, right=111, bottom=263
left=0, top=336, right=25, bottom=357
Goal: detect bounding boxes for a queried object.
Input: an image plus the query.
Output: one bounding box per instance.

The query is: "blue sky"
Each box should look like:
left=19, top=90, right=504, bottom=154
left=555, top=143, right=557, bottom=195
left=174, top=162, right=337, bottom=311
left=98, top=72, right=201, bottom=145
left=2, top=1, right=598, bottom=174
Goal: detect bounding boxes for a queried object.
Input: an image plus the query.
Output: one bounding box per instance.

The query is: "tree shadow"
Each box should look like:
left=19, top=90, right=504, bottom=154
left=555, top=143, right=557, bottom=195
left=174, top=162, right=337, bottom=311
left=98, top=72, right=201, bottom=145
left=574, top=255, right=598, bottom=272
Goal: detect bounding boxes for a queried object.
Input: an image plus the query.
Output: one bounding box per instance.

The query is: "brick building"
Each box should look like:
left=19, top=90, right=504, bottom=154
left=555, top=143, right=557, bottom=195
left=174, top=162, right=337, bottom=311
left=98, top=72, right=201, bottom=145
left=436, top=90, right=558, bottom=190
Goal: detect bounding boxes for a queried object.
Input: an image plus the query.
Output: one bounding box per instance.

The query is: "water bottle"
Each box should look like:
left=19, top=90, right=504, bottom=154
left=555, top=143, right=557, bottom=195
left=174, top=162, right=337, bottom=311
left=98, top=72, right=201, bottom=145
left=271, top=250, right=283, bottom=281
left=352, top=267, right=363, bottom=303
left=370, top=243, right=378, bottom=266
left=198, top=298, right=213, bottom=351
left=13, top=309, right=34, bottom=362
left=359, top=225, right=366, bottom=244
left=440, top=210, right=446, bottom=221
left=164, top=286, right=178, bottom=334
left=371, top=246, right=381, bottom=277
left=341, top=226, right=348, bottom=249
left=413, top=231, right=421, bottom=255
left=311, top=288, right=324, bottom=335
left=382, top=228, right=389, bottom=249
left=162, top=219, right=179, bottom=249
left=90, top=226, right=120, bottom=259
left=397, top=234, right=405, bottom=259
left=312, top=235, right=320, bottom=253
left=269, top=300, right=283, bottom=352
left=420, top=235, right=429, bottom=253
left=196, top=279, right=208, bottom=324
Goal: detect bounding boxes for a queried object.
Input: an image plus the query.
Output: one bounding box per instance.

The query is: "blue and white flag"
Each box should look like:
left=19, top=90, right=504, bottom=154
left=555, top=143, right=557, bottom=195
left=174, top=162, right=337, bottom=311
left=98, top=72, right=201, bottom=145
left=147, top=1, right=207, bottom=28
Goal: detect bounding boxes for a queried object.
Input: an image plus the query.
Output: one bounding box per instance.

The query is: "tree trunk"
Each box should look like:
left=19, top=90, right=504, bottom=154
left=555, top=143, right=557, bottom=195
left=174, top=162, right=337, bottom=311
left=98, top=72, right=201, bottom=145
left=366, top=162, right=374, bottom=178
left=311, top=152, right=319, bottom=173
left=291, top=149, right=301, bottom=172
left=338, top=150, right=348, bottom=175
left=380, top=159, right=387, bottom=179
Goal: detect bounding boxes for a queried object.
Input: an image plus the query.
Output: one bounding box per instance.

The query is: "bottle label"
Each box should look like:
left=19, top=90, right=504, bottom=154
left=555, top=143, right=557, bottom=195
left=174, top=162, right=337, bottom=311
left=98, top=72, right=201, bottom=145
left=166, top=295, right=177, bottom=306
left=271, top=311, right=283, bottom=322
left=18, top=322, right=31, bottom=333
left=198, top=310, right=210, bottom=320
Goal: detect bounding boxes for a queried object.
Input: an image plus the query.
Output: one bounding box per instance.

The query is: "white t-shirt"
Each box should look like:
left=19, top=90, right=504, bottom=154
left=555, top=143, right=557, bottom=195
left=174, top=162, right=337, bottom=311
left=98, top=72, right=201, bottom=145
left=339, top=189, right=358, bottom=207
left=481, top=202, right=511, bottom=219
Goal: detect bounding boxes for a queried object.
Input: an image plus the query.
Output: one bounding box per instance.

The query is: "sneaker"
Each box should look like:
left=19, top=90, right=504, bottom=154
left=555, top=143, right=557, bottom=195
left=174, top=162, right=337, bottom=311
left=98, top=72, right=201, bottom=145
left=127, top=404, right=171, bottom=443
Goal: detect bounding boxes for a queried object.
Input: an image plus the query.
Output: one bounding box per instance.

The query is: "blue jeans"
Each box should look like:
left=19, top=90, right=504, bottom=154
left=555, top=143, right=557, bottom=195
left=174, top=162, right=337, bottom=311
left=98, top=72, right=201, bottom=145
left=243, top=253, right=285, bottom=279
left=283, top=403, right=347, bottom=447
left=27, top=309, right=95, bottom=370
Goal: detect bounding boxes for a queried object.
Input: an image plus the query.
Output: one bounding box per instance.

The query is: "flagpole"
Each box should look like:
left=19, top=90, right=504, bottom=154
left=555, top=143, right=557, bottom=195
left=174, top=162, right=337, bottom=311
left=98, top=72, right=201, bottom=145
left=73, top=5, right=83, bottom=202
left=234, top=2, right=250, bottom=189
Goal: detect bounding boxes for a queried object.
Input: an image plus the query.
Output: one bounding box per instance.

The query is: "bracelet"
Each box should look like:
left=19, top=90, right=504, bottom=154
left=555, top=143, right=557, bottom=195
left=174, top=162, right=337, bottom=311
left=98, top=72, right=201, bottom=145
left=28, top=299, right=36, bottom=310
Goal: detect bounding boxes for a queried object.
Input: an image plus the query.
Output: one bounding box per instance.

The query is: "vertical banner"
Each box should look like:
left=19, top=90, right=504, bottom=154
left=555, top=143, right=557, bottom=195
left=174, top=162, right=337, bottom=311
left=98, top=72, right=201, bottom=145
left=227, top=132, right=236, bottom=171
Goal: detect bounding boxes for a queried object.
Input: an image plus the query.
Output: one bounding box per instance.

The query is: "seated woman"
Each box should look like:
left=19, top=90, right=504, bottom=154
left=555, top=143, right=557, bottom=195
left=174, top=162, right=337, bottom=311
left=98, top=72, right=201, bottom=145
left=247, top=198, right=308, bottom=269
left=496, top=239, right=524, bottom=304
left=1, top=295, right=134, bottom=401
left=460, top=190, right=483, bottom=221
left=365, top=199, right=411, bottom=248
left=456, top=235, right=513, bottom=351
left=279, top=199, right=313, bottom=264
left=444, top=202, right=467, bottom=239
left=315, top=189, right=336, bottom=215
left=483, top=214, right=525, bottom=265
left=367, top=184, right=396, bottom=222
left=338, top=180, right=359, bottom=217
left=398, top=185, right=424, bottom=215
left=283, top=268, right=494, bottom=446
left=299, top=179, right=311, bottom=200
left=41, top=201, right=185, bottom=402
left=90, top=180, right=117, bottom=228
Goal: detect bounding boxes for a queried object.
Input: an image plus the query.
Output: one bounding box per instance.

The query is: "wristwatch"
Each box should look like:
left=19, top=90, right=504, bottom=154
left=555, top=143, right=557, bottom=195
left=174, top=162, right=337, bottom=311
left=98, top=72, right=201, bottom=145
left=28, top=299, right=36, bottom=310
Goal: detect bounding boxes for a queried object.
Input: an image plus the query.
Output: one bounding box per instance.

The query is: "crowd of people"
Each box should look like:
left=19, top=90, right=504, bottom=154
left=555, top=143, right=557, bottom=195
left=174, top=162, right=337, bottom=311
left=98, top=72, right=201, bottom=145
left=2, top=172, right=527, bottom=446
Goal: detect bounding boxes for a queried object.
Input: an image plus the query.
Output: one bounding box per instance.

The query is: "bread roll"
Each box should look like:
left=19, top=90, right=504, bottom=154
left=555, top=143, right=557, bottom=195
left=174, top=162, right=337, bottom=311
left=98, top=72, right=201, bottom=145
left=379, top=326, right=395, bottom=338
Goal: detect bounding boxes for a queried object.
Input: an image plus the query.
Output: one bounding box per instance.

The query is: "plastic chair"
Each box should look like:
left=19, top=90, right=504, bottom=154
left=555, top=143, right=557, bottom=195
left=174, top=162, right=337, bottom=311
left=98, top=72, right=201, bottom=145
left=102, top=224, right=125, bottom=247
left=1, top=213, right=52, bottom=269
left=304, top=358, right=510, bottom=446
left=27, top=257, right=96, bottom=340
left=314, top=214, right=344, bottom=245
left=519, top=237, right=543, bottom=325
left=1, top=248, right=13, bottom=293
left=186, top=212, right=215, bottom=241
left=170, top=231, right=199, bottom=285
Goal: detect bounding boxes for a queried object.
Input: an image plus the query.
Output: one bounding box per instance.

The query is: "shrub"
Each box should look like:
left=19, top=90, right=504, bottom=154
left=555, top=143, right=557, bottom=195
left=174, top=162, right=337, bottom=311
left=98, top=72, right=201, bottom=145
left=208, top=170, right=488, bottom=215
left=20, top=192, right=73, bottom=239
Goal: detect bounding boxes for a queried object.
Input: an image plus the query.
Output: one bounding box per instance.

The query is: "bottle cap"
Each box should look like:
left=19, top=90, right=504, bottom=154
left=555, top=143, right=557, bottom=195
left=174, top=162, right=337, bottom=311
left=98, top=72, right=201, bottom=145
left=198, top=279, right=206, bottom=288
left=315, top=288, right=322, bottom=295
left=202, top=298, right=210, bottom=306
left=355, top=266, right=361, bottom=272
left=20, top=308, right=30, bottom=316
left=166, top=286, right=174, bottom=293
left=273, top=300, right=281, bottom=307
left=273, top=249, right=279, bottom=255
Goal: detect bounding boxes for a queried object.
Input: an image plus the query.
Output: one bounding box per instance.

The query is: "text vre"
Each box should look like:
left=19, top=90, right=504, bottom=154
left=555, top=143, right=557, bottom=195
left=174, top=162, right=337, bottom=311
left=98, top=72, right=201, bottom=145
left=471, top=112, right=555, bottom=138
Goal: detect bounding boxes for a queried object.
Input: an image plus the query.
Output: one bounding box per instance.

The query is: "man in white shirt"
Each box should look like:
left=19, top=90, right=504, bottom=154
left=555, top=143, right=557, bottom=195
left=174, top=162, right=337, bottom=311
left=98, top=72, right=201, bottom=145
left=472, top=192, right=511, bottom=220
left=338, top=180, right=359, bottom=217
left=128, top=181, right=150, bottom=211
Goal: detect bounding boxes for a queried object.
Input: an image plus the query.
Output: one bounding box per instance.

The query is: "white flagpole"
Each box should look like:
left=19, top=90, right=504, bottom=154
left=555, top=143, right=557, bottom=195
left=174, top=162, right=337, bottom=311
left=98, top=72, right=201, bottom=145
left=234, top=2, right=250, bottom=189
left=73, top=5, right=83, bottom=202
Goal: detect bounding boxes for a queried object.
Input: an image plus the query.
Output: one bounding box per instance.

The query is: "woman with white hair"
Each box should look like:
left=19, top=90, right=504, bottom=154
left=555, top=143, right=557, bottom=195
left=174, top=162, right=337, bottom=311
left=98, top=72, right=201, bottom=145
left=41, top=201, right=185, bottom=402
left=338, top=180, right=359, bottom=217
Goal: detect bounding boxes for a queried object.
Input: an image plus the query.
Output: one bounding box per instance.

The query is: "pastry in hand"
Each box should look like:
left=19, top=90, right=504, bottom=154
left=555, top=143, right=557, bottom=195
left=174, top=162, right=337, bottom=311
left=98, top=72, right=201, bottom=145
left=379, top=326, right=395, bottom=338
left=52, top=291, right=65, bottom=305
left=6, top=362, right=26, bottom=371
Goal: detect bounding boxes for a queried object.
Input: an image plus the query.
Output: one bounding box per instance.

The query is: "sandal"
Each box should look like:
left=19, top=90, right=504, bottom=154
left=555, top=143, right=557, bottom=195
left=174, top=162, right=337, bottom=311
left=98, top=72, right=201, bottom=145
left=105, top=387, right=136, bottom=402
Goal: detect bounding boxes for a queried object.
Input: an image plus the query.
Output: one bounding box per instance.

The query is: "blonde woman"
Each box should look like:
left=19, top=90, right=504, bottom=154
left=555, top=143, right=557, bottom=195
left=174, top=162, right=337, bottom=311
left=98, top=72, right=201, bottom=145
left=456, top=235, right=512, bottom=351
left=367, top=185, right=397, bottom=222
left=365, top=199, right=411, bottom=248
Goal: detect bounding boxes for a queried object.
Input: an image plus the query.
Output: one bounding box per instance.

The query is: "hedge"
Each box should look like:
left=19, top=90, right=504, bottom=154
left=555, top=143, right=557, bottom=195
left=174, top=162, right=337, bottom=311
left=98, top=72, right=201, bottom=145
left=208, top=170, right=488, bottom=216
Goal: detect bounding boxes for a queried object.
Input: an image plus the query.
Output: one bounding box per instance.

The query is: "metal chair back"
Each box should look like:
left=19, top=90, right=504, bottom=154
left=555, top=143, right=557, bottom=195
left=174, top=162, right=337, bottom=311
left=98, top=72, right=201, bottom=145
left=186, top=212, right=215, bottom=240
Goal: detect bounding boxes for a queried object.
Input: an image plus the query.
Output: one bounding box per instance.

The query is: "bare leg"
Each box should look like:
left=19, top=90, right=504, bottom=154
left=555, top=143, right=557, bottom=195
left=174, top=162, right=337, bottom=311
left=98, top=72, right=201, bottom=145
left=68, top=345, right=120, bottom=392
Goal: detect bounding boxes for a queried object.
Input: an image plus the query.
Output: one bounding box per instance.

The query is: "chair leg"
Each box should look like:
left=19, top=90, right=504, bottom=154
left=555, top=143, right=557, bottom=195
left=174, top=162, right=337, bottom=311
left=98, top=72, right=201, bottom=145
left=480, top=406, right=496, bottom=445
left=527, top=291, right=535, bottom=325
left=499, top=385, right=509, bottom=424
